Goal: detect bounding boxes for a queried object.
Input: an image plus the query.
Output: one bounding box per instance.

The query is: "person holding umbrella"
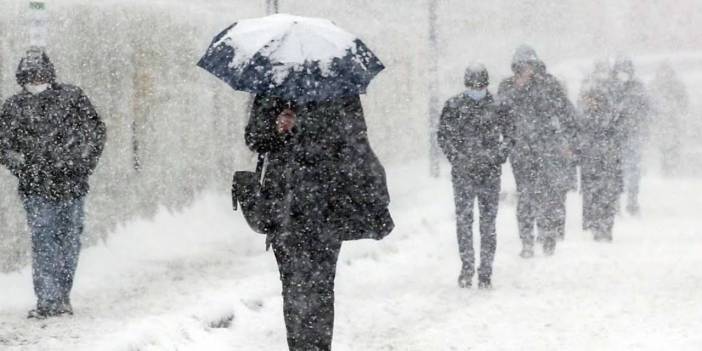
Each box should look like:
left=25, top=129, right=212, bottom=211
left=199, top=14, right=393, bottom=351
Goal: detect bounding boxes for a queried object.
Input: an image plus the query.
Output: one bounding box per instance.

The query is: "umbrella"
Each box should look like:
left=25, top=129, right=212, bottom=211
left=197, top=14, right=385, bottom=103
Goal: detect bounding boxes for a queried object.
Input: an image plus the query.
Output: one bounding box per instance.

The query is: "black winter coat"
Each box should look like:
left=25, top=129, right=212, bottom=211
left=498, top=68, right=578, bottom=192
left=611, top=79, right=650, bottom=149
left=437, top=92, right=515, bottom=176
left=578, top=80, right=624, bottom=194
left=0, top=84, right=106, bottom=200
left=245, top=95, right=393, bottom=242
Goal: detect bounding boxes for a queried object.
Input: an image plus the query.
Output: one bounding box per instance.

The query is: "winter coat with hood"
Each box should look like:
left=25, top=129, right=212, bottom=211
left=245, top=94, right=393, bottom=242
left=497, top=46, right=578, bottom=192
left=613, top=79, right=650, bottom=147
left=577, top=76, right=624, bottom=194
left=610, top=61, right=651, bottom=149
left=0, top=51, right=106, bottom=200
left=438, top=90, right=515, bottom=177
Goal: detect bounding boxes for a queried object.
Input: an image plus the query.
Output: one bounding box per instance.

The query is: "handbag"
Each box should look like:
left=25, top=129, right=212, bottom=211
left=232, top=153, right=275, bottom=234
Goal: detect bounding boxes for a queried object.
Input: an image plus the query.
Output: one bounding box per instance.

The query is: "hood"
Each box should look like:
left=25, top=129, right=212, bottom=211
left=16, top=48, right=56, bottom=87
left=511, top=45, right=546, bottom=74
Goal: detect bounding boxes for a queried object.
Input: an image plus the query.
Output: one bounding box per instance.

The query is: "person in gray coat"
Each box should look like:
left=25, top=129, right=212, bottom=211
left=438, top=64, right=514, bottom=289
left=610, top=58, right=651, bottom=215
left=497, top=46, right=578, bottom=257
left=578, top=61, right=624, bottom=242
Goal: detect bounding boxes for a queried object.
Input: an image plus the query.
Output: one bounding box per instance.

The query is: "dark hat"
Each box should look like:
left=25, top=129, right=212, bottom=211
left=16, top=48, right=56, bottom=86
left=612, top=56, right=635, bottom=76
left=511, top=45, right=542, bottom=74
left=464, top=63, right=489, bottom=88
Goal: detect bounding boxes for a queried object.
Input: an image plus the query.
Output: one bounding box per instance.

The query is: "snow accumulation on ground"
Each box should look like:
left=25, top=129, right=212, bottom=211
left=1, top=161, right=701, bottom=351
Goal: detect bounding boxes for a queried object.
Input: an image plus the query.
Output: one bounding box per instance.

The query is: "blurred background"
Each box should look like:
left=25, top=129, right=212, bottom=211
left=0, top=0, right=700, bottom=271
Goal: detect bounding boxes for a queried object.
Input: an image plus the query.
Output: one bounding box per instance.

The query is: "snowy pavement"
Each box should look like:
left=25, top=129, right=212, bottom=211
left=1, top=162, right=701, bottom=351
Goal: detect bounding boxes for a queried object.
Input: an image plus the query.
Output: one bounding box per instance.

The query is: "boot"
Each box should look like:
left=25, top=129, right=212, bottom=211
left=626, top=201, right=640, bottom=216
left=543, top=237, right=556, bottom=256
left=519, top=244, right=534, bottom=259
left=27, top=305, right=60, bottom=319
left=57, top=298, right=73, bottom=316
left=457, top=268, right=473, bottom=288
left=478, top=275, right=492, bottom=290
left=594, top=229, right=613, bottom=243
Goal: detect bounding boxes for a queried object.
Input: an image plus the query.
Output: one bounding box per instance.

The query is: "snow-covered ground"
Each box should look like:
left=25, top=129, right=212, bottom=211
left=1, top=161, right=701, bottom=351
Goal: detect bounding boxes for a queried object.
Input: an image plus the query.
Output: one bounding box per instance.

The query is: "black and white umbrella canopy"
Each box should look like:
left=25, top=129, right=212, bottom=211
left=198, top=14, right=385, bottom=103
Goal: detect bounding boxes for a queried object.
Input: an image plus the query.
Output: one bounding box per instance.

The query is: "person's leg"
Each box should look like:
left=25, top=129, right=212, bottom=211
left=553, top=190, right=567, bottom=241
left=516, top=183, right=537, bottom=251
left=273, top=233, right=341, bottom=351
left=305, top=237, right=341, bottom=351
left=56, top=197, right=85, bottom=312
left=22, top=196, right=62, bottom=315
left=477, top=174, right=500, bottom=287
left=273, top=235, right=307, bottom=351
left=512, top=160, right=536, bottom=255
left=451, top=169, right=476, bottom=285
left=536, top=186, right=562, bottom=256
left=595, top=181, right=620, bottom=242
left=623, top=144, right=642, bottom=214
left=581, top=167, right=595, bottom=231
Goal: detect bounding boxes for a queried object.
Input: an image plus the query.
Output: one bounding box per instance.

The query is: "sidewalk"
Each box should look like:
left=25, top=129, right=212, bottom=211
left=1, top=162, right=701, bottom=350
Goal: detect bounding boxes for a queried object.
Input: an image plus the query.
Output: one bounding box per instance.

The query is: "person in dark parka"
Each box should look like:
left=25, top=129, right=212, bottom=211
left=497, top=45, right=578, bottom=257
left=438, top=64, right=514, bottom=289
left=0, top=48, right=106, bottom=318
left=245, top=94, right=393, bottom=351
left=610, top=58, right=650, bottom=215
left=577, top=61, right=624, bottom=242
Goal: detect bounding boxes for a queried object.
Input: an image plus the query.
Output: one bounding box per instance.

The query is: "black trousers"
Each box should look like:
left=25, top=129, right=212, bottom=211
left=451, top=167, right=500, bottom=279
left=511, top=160, right=567, bottom=246
left=581, top=165, right=621, bottom=236
left=273, top=232, right=342, bottom=351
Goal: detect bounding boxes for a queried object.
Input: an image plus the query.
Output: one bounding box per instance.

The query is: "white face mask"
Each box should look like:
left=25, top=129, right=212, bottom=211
left=465, top=88, right=487, bottom=101
left=25, top=83, right=50, bottom=95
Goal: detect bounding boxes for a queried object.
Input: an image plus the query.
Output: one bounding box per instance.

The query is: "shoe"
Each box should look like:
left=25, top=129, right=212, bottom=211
left=519, top=245, right=534, bottom=259
left=478, top=276, right=492, bottom=289
left=457, top=269, right=473, bottom=288
left=594, top=230, right=613, bottom=243
left=626, top=202, right=640, bottom=216
left=543, top=238, right=556, bottom=256
left=57, top=301, right=73, bottom=316
left=27, top=307, right=58, bottom=319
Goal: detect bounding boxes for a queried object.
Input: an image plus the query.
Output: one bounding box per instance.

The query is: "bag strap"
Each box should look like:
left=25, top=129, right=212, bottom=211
left=256, top=153, right=269, bottom=185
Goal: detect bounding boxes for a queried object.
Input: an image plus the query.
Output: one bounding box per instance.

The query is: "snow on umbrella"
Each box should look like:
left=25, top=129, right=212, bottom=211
left=197, top=14, right=385, bottom=103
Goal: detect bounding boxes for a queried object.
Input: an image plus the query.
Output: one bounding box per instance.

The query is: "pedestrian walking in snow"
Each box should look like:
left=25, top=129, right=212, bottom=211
left=199, top=15, right=392, bottom=351
left=0, top=48, right=106, bottom=319
left=438, top=64, right=514, bottom=289
left=650, top=62, right=689, bottom=176
left=577, top=61, right=624, bottom=242
left=610, top=58, right=651, bottom=215
left=497, top=45, right=578, bottom=257
left=246, top=95, right=392, bottom=350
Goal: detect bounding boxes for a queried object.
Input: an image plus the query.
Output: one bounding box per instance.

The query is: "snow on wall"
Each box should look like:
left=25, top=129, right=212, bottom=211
left=0, top=0, right=700, bottom=270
